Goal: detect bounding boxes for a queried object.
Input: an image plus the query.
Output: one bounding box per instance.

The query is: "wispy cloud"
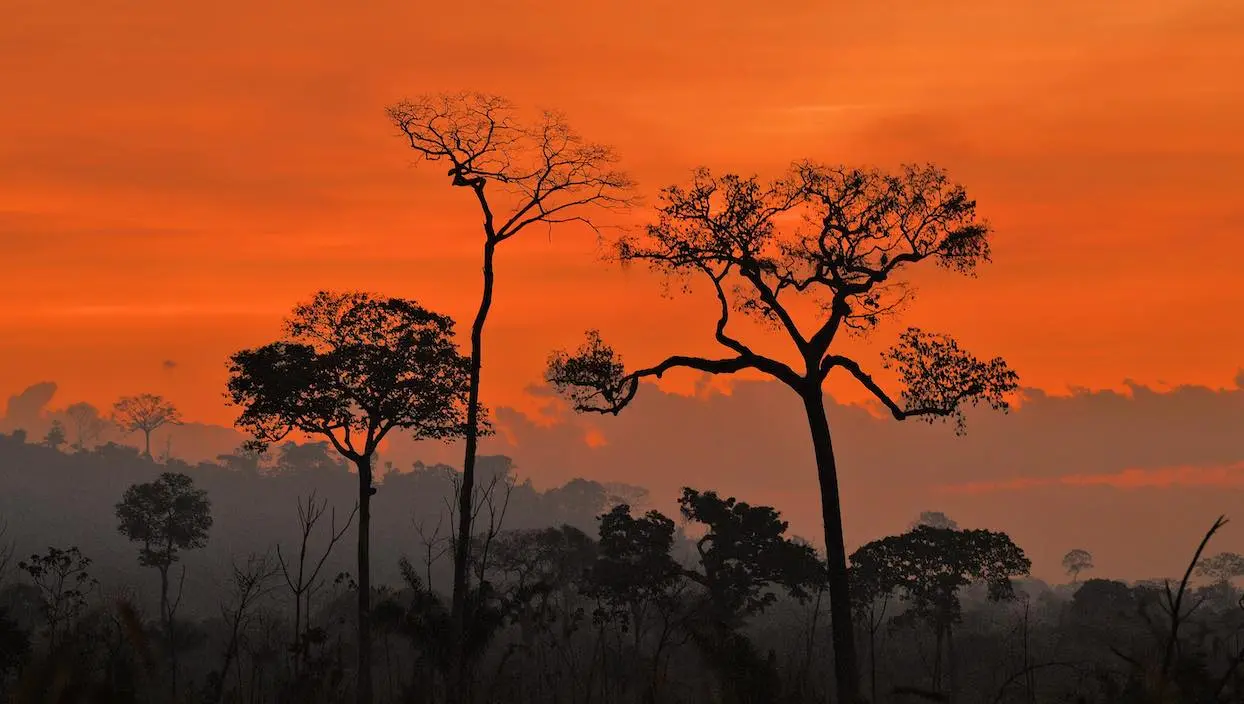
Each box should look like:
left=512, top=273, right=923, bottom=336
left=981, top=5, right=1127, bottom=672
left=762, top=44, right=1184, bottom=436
left=1, top=303, right=286, bottom=319
left=936, top=462, right=1244, bottom=495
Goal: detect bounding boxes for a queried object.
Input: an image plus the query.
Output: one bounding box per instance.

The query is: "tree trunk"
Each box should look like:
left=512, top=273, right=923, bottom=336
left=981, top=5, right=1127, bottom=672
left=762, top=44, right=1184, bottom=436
left=800, top=390, right=862, bottom=704
left=356, top=455, right=374, bottom=704
left=869, top=617, right=879, bottom=704
left=159, top=565, right=170, bottom=629
left=143, top=429, right=152, bottom=458
left=947, top=624, right=957, bottom=704
left=450, top=235, right=497, bottom=703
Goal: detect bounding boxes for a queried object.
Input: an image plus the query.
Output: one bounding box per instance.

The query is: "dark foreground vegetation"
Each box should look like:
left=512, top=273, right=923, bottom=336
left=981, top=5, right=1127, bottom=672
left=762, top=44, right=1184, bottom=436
left=0, top=433, right=1241, bottom=704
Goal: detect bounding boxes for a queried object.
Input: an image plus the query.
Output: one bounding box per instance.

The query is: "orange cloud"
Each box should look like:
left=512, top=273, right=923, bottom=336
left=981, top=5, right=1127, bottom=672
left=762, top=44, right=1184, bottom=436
left=936, top=462, right=1244, bottom=495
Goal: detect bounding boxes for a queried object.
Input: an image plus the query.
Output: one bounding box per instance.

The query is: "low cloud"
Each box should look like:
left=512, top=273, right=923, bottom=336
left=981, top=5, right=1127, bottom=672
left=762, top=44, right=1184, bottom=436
left=937, top=462, right=1244, bottom=495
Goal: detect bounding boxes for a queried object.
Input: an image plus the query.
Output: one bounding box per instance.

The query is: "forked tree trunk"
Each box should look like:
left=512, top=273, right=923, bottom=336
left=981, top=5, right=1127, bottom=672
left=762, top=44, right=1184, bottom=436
left=356, top=455, right=373, bottom=704
left=801, top=389, right=862, bottom=704
left=450, top=234, right=498, bottom=703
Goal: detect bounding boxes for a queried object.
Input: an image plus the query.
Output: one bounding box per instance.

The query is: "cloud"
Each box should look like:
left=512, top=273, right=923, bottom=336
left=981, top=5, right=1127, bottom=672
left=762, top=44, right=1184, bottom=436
left=937, top=462, right=1244, bottom=495
left=1, top=381, right=57, bottom=430
left=437, top=374, right=1244, bottom=582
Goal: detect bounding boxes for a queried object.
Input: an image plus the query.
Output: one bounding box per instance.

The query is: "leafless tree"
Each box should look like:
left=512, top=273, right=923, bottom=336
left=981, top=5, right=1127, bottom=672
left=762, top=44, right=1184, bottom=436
left=0, top=519, right=14, bottom=588
left=412, top=511, right=452, bottom=591
left=212, top=552, right=280, bottom=704
left=111, top=394, right=182, bottom=458
left=385, top=91, right=635, bottom=694
left=546, top=163, right=1018, bottom=704
left=65, top=401, right=110, bottom=451
left=275, top=491, right=356, bottom=676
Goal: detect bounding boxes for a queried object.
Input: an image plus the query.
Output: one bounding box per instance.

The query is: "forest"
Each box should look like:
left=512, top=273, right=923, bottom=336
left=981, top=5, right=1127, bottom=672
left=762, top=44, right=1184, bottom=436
left=1, top=92, right=1240, bottom=704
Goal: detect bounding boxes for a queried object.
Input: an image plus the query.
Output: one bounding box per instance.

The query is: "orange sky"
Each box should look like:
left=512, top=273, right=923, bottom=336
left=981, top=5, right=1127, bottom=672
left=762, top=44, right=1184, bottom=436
left=2, top=0, right=1243, bottom=428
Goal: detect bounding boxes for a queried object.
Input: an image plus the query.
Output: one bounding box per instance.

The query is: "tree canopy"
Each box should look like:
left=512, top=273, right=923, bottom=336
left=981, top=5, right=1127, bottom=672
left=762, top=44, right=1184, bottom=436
left=547, top=163, right=1017, bottom=430
left=115, top=472, right=213, bottom=572
left=226, top=291, right=479, bottom=459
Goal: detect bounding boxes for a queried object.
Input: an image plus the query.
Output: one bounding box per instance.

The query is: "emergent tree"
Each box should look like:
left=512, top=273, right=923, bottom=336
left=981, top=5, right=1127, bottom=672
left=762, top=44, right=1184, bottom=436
left=1062, top=548, right=1095, bottom=584
left=226, top=291, right=475, bottom=704
left=546, top=163, right=1018, bottom=703
left=385, top=91, right=634, bottom=691
left=112, top=393, right=182, bottom=458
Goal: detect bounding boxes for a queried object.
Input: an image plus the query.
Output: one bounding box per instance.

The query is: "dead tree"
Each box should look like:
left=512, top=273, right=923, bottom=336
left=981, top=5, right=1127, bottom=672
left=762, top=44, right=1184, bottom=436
left=212, top=552, right=280, bottom=704
left=275, top=492, right=356, bottom=676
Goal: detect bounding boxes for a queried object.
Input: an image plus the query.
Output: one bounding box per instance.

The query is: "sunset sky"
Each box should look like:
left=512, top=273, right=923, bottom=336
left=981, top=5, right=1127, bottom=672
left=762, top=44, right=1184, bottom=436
left=3, top=1, right=1243, bottom=577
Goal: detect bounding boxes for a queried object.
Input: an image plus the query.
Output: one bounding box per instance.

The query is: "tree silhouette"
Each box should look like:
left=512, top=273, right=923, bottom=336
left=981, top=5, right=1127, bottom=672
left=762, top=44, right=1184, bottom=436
left=677, top=488, right=824, bottom=621
left=226, top=290, right=476, bottom=704
left=911, top=510, right=959, bottom=531
left=17, top=546, right=96, bottom=650
left=41, top=420, right=66, bottom=451
left=849, top=525, right=1030, bottom=695
left=64, top=401, right=108, bottom=451
left=1194, top=551, right=1244, bottom=608
left=546, top=162, right=1018, bottom=703
left=1062, top=548, right=1095, bottom=584
left=677, top=488, right=824, bottom=703
left=384, top=91, right=635, bottom=694
left=115, top=472, right=213, bottom=629
left=1195, top=551, right=1244, bottom=585
left=112, top=394, right=182, bottom=458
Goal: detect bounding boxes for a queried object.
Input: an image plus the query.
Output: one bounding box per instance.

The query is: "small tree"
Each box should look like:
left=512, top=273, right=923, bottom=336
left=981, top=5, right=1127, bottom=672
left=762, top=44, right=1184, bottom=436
left=1062, top=548, right=1095, bottom=584
left=277, top=491, right=356, bottom=676
left=115, top=472, right=213, bottom=627
left=112, top=394, right=182, bottom=458
left=17, top=546, right=97, bottom=650
left=385, top=93, right=635, bottom=692
left=546, top=162, right=1018, bottom=703
left=42, top=420, right=66, bottom=450
left=227, top=290, right=476, bottom=704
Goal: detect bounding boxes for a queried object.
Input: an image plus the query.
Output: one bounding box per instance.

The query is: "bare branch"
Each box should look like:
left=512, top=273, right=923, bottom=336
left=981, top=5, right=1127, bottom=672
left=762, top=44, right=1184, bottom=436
left=545, top=330, right=799, bottom=415
left=386, top=93, right=636, bottom=244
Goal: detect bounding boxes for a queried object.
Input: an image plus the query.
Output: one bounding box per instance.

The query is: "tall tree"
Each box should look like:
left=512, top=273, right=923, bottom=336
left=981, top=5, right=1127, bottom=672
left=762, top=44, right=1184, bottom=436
left=546, top=163, right=1018, bottom=703
left=115, top=472, right=213, bottom=629
left=116, top=471, right=212, bottom=697
left=226, top=290, right=475, bottom=704
left=1062, top=548, right=1095, bottom=584
left=384, top=91, right=634, bottom=691
left=112, top=393, right=182, bottom=458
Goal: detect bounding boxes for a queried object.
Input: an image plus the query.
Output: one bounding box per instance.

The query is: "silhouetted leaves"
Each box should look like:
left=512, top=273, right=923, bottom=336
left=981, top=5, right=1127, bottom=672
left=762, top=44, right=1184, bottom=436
left=880, top=328, right=1019, bottom=433
left=677, top=488, right=825, bottom=618
left=227, top=291, right=481, bottom=456
left=115, top=473, right=212, bottom=574
left=849, top=525, right=1031, bottom=631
